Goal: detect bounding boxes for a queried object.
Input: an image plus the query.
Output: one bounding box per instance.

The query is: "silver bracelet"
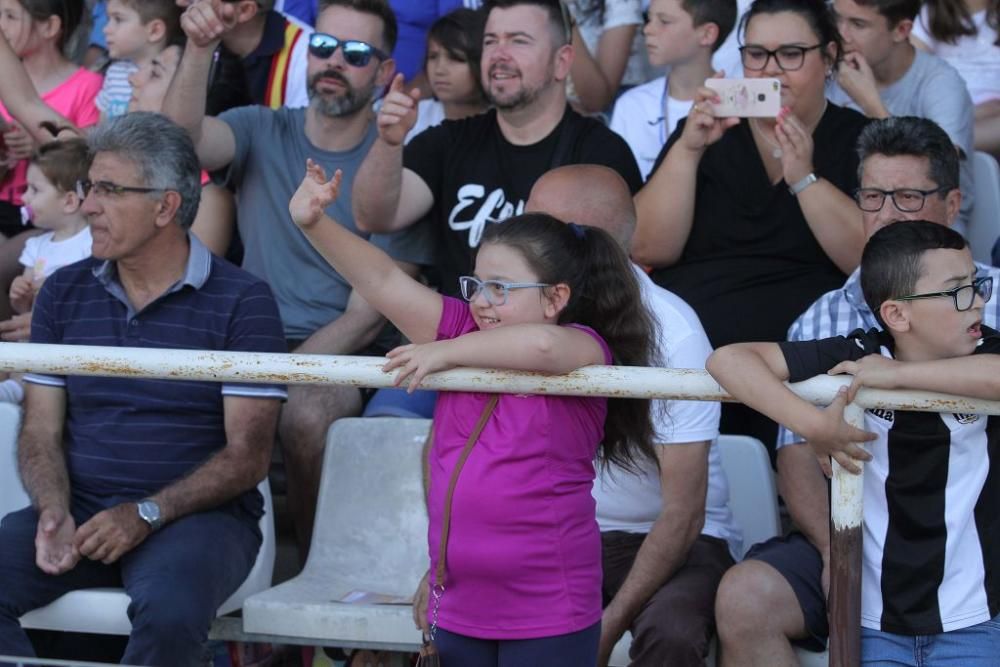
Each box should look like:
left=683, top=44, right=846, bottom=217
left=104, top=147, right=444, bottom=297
left=789, top=172, right=818, bottom=196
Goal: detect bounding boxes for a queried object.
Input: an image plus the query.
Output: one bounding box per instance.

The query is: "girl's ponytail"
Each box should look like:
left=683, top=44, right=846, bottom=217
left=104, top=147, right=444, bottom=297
left=482, top=214, right=658, bottom=471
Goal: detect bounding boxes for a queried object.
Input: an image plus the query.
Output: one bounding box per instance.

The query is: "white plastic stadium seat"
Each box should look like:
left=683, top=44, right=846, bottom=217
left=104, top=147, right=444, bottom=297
left=0, top=405, right=276, bottom=636
left=243, top=418, right=431, bottom=651
left=0, top=403, right=26, bottom=515
left=969, top=151, right=1000, bottom=265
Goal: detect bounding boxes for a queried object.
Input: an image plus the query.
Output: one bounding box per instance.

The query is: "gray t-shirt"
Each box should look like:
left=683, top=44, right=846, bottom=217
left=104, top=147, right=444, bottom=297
left=221, top=106, right=433, bottom=341
left=828, top=50, right=975, bottom=233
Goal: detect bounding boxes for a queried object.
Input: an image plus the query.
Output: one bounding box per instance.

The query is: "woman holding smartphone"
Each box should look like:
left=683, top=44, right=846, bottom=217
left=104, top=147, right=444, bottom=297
left=633, top=0, right=868, bottom=447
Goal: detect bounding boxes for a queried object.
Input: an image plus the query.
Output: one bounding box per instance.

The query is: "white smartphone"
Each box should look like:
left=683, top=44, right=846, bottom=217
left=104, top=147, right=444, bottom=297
left=705, top=78, right=781, bottom=117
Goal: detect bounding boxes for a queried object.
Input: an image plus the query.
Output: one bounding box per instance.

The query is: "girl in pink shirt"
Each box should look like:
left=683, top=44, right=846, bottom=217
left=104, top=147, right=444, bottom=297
left=0, top=0, right=102, bottom=237
left=289, top=161, right=656, bottom=666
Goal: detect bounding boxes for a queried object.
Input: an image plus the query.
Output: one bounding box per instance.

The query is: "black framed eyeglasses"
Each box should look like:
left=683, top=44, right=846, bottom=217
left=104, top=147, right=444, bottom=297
left=896, top=276, right=993, bottom=312
left=307, top=33, right=388, bottom=67
left=76, top=180, right=166, bottom=199
left=458, top=276, right=551, bottom=306
left=854, top=187, right=947, bottom=213
left=739, top=43, right=823, bottom=71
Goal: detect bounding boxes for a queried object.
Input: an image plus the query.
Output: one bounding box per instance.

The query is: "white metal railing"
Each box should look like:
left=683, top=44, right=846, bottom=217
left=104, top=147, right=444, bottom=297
left=4, top=342, right=998, bottom=667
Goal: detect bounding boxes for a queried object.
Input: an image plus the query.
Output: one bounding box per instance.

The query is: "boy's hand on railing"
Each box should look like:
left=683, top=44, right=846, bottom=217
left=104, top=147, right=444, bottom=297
left=828, top=354, right=901, bottom=403
left=289, top=159, right=342, bottom=229
left=802, top=387, right=876, bottom=477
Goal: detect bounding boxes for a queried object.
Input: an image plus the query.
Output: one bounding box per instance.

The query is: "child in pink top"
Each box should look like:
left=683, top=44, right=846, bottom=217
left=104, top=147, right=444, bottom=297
left=0, top=0, right=102, bottom=236
left=289, top=161, right=657, bottom=666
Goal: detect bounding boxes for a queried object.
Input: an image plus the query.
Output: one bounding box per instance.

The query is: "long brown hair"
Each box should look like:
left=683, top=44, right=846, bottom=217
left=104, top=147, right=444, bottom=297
left=481, top=213, right=658, bottom=472
left=923, top=0, right=1000, bottom=46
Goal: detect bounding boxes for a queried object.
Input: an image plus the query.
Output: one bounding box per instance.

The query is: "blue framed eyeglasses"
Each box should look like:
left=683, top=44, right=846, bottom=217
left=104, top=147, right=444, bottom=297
left=458, top=276, right=551, bottom=306
left=307, top=33, right=388, bottom=67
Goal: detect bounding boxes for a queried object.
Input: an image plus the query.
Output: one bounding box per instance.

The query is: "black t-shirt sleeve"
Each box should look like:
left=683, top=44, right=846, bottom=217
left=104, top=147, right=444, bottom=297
left=779, top=328, right=883, bottom=383
left=403, top=121, right=452, bottom=198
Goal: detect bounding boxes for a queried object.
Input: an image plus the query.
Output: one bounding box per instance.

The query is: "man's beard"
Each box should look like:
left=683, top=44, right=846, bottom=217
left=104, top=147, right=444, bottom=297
left=484, top=62, right=554, bottom=111
left=307, top=69, right=376, bottom=118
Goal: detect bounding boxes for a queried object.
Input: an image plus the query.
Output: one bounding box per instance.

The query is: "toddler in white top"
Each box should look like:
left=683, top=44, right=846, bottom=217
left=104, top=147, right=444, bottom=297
left=10, top=139, right=93, bottom=316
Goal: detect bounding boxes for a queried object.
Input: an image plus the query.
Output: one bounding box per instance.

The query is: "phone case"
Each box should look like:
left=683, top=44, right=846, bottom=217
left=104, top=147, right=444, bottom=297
left=705, top=78, right=781, bottom=117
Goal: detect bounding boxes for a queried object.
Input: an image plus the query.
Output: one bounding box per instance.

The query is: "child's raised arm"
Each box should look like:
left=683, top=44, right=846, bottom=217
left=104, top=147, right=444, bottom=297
left=383, top=323, right=607, bottom=393
left=0, top=32, right=80, bottom=143
left=289, top=160, right=442, bottom=344
left=708, top=342, right=875, bottom=475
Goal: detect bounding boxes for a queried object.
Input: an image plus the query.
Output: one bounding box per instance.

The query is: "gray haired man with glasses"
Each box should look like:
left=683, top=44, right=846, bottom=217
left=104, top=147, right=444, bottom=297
left=714, top=115, right=1000, bottom=665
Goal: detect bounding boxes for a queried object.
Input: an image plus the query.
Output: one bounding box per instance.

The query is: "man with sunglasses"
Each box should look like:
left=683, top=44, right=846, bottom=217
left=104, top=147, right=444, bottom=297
left=828, top=0, right=975, bottom=234
left=715, top=116, right=1000, bottom=665
left=164, top=0, right=434, bottom=560
left=351, top=0, right=641, bottom=301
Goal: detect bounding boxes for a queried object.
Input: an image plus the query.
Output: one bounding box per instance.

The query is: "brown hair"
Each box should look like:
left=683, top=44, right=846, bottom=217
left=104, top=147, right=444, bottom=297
left=317, top=0, right=398, bottom=52
left=112, top=0, right=183, bottom=46
left=30, top=138, right=92, bottom=194
left=481, top=213, right=659, bottom=472
left=921, top=0, right=999, bottom=47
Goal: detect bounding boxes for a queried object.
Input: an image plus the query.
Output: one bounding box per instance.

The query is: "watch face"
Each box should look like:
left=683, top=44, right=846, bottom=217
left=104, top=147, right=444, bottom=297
left=138, top=500, right=161, bottom=528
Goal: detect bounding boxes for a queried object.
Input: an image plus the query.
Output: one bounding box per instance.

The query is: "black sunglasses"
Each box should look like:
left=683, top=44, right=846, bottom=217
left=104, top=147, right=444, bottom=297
left=307, top=33, right=388, bottom=67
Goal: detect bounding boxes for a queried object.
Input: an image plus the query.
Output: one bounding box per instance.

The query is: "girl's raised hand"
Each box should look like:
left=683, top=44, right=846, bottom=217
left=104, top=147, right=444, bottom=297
left=383, top=341, right=456, bottom=393
left=288, top=159, right=342, bottom=229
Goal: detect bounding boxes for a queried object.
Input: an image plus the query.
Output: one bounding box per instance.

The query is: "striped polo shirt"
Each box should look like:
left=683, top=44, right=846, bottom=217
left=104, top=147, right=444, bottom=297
left=25, top=235, right=287, bottom=517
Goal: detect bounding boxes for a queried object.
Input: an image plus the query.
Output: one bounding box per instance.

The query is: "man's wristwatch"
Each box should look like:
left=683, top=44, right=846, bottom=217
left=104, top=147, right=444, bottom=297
left=136, top=499, right=162, bottom=531
left=789, top=172, right=818, bottom=195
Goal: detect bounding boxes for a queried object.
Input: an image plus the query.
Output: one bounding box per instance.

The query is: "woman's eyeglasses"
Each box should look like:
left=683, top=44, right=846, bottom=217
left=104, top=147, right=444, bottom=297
left=739, top=44, right=823, bottom=72
left=307, top=33, right=388, bottom=68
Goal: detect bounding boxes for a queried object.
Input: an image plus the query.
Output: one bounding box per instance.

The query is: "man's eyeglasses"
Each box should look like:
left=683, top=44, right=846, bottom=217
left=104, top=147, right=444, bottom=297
left=896, top=276, right=993, bottom=312
left=854, top=187, right=946, bottom=213
left=76, top=180, right=166, bottom=200
left=307, top=33, right=388, bottom=67
left=458, top=276, right=551, bottom=306
left=739, top=44, right=823, bottom=71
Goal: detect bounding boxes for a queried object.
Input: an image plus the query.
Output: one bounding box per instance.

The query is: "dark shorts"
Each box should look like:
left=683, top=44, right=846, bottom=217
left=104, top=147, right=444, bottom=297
left=744, top=531, right=828, bottom=652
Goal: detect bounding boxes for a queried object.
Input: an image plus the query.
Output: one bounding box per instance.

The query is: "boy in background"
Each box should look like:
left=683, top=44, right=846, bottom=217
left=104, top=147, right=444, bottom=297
left=609, top=0, right=736, bottom=179
left=708, top=220, right=1000, bottom=666
left=97, top=0, right=182, bottom=119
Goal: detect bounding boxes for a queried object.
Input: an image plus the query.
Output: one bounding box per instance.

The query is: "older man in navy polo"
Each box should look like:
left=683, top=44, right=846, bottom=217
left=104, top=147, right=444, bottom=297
left=0, top=112, right=287, bottom=665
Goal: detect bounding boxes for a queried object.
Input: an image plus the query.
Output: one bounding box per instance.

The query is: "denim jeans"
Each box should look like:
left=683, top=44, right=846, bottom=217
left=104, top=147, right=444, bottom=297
left=861, top=614, right=1000, bottom=666
left=0, top=503, right=260, bottom=666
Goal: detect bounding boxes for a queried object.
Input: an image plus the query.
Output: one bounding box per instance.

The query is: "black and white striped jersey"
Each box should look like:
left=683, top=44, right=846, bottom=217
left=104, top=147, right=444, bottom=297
left=780, top=327, right=1000, bottom=635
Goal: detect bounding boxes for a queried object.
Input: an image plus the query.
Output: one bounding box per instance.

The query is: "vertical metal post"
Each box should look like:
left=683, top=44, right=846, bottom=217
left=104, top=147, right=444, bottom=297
left=828, top=401, right=865, bottom=667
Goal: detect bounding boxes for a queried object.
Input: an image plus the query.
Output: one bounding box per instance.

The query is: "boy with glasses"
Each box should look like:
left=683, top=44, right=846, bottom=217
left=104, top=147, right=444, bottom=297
left=709, top=220, right=1000, bottom=666
left=828, top=0, right=975, bottom=233
left=715, top=115, right=1000, bottom=665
